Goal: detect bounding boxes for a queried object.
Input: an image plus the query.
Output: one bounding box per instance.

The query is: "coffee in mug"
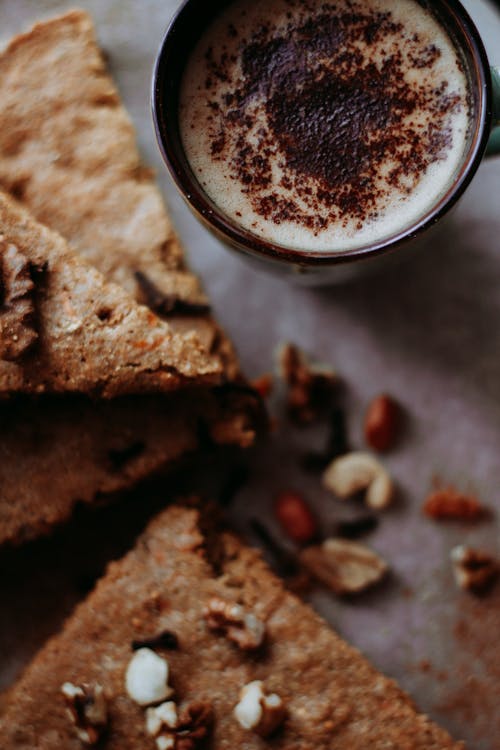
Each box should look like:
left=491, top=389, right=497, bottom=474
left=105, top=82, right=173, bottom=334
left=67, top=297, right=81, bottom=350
left=179, top=0, right=472, bottom=253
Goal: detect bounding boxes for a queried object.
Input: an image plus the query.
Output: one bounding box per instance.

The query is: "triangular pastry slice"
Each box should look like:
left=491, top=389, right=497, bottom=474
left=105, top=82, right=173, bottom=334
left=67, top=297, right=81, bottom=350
left=0, top=505, right=462, bottom=749
left=0, top=192, right=221, bottom=397
left=0, top=10, right=239, bottom=378
left=0, top=389, right=260, bottom=546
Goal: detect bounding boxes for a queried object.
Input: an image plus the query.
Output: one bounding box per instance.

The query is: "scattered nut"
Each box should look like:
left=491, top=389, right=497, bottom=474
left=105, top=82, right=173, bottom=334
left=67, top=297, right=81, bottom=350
left=278, top=342, right=336, bottom=425
left=61, top=682, right=108, bottom=745
left=234, top=680, right=286, bottom=737
left=364, top=395, right=400, bottom=452
left=125, top=647, right=173, bottom=706
left=250, top=373, right=273, bottom=399
left=299, top=538, right=388, bottom=594
left=203, top=597, right=265, bottom=650
left=323, top=451, right=394, bottom=510
left=451, top=546, right=499, bottom=593
left=274, top=491, right=318, bottom=544
left=423, top=488, right=486, bottom=522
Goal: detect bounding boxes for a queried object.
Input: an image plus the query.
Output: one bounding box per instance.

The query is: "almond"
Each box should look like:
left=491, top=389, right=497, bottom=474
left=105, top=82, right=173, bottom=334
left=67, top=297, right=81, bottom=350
left=364, top=395, right=400, bottom=452
left=274, top=491, right=318, bottom=544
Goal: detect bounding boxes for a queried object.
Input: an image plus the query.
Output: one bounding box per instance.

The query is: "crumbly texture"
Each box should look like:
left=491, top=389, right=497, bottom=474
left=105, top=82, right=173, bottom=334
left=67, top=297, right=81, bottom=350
left=0, top=192, right=221, bottom=396
left=0, top=9, right=239, bottom=381
left=0, top=389, right=261, bottom=546
left=0, top=505, right=463, bottom=749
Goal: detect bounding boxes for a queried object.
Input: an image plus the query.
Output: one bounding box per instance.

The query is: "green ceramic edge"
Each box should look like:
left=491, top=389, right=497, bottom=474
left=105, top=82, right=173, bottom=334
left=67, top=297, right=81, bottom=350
left=486, top=66, right=500, bottom=156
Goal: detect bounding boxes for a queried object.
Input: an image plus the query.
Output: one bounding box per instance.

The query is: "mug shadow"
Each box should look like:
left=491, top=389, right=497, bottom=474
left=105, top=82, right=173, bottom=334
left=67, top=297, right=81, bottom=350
left=312, top=214, right=500, bottom=411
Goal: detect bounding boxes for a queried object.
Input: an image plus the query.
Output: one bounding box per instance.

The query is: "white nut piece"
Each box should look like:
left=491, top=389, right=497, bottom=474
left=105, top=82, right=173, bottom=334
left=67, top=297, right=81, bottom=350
left=61, top=682, right=107, bottom=745
left=145, top=701, right=178, bottom=737
left=323, top=451, right=394, bottom=509
left=234, top=680, right=285, bottom=737
left=125, top=648, right=173, bottom=706
left=203, top=597, right=266, bottom=650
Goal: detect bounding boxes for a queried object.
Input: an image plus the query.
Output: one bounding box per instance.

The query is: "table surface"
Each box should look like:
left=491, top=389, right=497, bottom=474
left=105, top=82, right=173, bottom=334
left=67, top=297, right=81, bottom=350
left=0, top=2, right=499, bottom=748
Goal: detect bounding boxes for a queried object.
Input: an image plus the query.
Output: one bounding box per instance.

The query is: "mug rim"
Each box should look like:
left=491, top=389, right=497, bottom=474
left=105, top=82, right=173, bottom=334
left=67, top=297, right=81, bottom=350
left=152, top=0, right=493, bottom=268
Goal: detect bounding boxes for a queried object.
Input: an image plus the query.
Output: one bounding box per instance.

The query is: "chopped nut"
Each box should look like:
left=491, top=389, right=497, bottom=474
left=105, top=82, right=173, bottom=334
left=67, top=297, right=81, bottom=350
left=274, top=491, right=318, bottom=544
left=323, top=451, right=394, bottom=510
left=0, top=239, right=40, bottom=361
left=125, top=648, right=173, bottom=706
left=146, top=701, right=178, bottom=737
left=450, top=546, right=499, bottom=593
left=61, top=682, right=108, bottom=745
left=364, top=395, right=400, bottom=452
left=234, top=681, right=286, bottom=737
left=278, top=342, right=336, bottom=425
left=299, top=538, right=388, bottom=594
left=423, top=488, right=486, bottom=522
left=150, top=702, right=213, bottom=750
left=204, top=597, right=265, bottom=650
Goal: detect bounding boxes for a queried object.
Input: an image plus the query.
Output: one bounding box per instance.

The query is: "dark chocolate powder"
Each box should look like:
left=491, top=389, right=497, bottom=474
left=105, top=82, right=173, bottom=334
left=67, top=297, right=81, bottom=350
left=198, top=0, right=465, bottom=232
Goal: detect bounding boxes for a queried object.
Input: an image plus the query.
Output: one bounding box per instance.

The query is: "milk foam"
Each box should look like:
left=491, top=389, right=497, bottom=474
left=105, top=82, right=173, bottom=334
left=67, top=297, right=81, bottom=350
left=180, top=0, right=471, bottom=253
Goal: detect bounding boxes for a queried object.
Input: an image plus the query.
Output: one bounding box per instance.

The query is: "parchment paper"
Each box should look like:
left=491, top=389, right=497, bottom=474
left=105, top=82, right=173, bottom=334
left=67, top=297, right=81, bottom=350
left=0, top=2, right=499, bottom=747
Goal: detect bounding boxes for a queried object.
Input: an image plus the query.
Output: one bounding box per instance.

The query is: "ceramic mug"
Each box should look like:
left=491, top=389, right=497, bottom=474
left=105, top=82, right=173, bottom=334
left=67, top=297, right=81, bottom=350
left=152, top=0, right=500, bottom=285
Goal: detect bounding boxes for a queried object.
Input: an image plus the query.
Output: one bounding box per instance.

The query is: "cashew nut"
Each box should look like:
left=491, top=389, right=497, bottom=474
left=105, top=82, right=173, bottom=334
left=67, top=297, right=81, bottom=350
left=322, top=451, right=394, bottom=509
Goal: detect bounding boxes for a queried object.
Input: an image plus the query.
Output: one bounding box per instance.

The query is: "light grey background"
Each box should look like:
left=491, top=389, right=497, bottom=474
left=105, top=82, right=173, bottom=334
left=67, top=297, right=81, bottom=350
left=0, top=2, right=499, bottom=748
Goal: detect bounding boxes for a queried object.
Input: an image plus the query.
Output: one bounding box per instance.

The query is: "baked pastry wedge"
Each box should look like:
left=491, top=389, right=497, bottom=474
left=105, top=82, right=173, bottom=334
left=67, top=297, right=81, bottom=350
left=0, top=389, right=260, bottom=546
left=0, top=191, right=221, bottom=397
left=0, top=9, right=238, bottom=378
left=0, top=504, right=462, bottom=749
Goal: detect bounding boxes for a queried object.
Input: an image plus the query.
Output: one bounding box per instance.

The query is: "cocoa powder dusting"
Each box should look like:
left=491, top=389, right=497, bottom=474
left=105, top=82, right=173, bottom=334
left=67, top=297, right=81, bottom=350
left=198, top=0, right=464, bottom=233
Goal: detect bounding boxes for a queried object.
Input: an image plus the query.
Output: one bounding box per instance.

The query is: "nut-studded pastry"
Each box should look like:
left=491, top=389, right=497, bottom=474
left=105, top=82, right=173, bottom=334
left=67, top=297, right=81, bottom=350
left=0, top=505, right=463, bottom=749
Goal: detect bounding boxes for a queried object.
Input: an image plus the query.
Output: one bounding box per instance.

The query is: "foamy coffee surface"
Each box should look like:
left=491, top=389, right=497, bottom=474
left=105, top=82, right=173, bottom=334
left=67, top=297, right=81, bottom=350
left=180, top=0, right=470, bottom=252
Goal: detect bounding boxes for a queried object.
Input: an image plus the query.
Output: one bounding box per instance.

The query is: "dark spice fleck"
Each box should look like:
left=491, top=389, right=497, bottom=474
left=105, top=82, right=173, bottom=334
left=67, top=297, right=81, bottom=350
left=131, top=630, right=179, bottom=651
left=134, top=271, right=211, bottom=317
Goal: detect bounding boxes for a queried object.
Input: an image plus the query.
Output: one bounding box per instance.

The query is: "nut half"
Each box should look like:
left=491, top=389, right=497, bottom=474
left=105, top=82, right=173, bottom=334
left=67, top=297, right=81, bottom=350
left=300, top=538, right=388, bottom=594
left=323, top=451, right=394, bottom=510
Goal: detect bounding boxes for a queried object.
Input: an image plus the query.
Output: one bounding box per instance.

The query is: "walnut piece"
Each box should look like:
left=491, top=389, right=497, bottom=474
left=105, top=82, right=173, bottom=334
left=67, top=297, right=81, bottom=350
left=451, top=545, right=499, bottom=593
left=278, top=342, right=336, bottom=425
left=147, top=701, right=214, bottom=750
left=234, top=681, right=286, bottom=737
left=0, top=239, right=40, bottom=360
left=125, top=648, right=173, bottom=706
left=423, top=488, right=486, bottom=521
left=61, top=682, right=108, bottom=745
left=299, top=538, right=388, bottom=594
left=203, top=597, right=265, bottom=650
